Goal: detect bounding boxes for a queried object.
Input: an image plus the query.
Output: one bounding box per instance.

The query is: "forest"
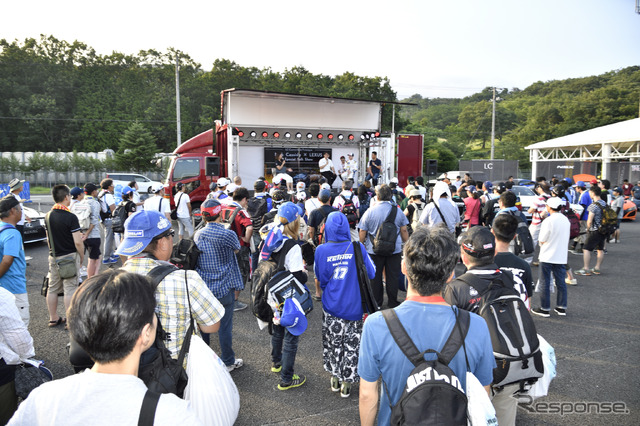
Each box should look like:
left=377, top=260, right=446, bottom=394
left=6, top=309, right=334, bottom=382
left=1, top=35, right=639, bottom=173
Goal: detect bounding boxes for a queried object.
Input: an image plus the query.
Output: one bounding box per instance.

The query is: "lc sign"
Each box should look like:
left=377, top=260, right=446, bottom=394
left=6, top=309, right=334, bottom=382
left=484, top=163, right=493, bottom=170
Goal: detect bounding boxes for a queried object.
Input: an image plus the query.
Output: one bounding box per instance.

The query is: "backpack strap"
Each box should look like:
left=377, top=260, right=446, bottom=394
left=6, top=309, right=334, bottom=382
left=382, top=309, right=424, bottom=366
left=146, top=264, right=179, bottom=290
left=137, top=390, right=161, bottom=426
left=439, top=307, right=470, bottom=365
left=274, top=238, right=298, bottom=271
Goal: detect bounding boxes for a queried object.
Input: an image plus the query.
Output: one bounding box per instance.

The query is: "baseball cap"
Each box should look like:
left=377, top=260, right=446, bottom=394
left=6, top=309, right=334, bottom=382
left=201, top=198, right=223, bottom=219
left=321, top=183, right=331, bottom=190
left=70, top=187, right=83, bottom=199
left=122, top=186, right=134, bottom=196
left=8, top=178, right=24, bottom=191
left=460, top=226, right=495, bottom=258
left=277, top=201, right=303, bottom=224
left=495, top=182, right=507, bottom=194
left=151, top=182, right=164, bottom=193
left=563, top=177, right=573, bottom=185
left=613, top=186, right=623, bottom=194
left=254, top=179, right=266, bottom=192
left=590, top=178, right=598, bottom=185
left=279, top=298, right=308, bottom=336
left=84, top=183, right=99, bottom=194
left=348, top=152, right=355, bottom=157
left=115, top=210, right=172, bottom=256
left=390, top=177, right=399, bottom=184
left=484, top=181, right=493, bottom=190
left=217, top=177, right=230, bottom=188
left=466, top=185, right=477, bottom=193
left=295, top=192, right=306, bottom=201
left=319, top=188, right=331, bottom=202
left=547, top=197, right=564, bottom=210
left=296, top=181, right=306, bottom=191
left=0, top=195, right=20, bottom=214
left=575, top=180, right=586, bottom=188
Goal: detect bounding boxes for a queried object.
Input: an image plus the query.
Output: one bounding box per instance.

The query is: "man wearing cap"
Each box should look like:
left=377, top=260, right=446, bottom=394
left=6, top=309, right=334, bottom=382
left=118, top=210, right=224, bottom=359
left=45, top=185, right=85, bottom=328
left=143, top=182, right=170, bottom=220
left=319, top=152, right=337, bottom=187
left=7, top=179, right=31, bottom=241
left=194, top=199, right=244, bottom=372
left=98, top=179, right=118, bottom=264
left=358, top=185, right=409, bottom=309
left=69, top=187, right=83, bottom=208
left=359, top=226, right=494, bottom=426
left=173, top=183, right=193, bottom=240
left=222, top=187, right=253, bottom=311
left=444, top=226, right=521, bottom=425
left=0, top=195, right=29, bottom=325
left=531, top=197, right=570, bottom=318
left=78, top=183, right=102, bottom=278
left=345, top=153, right=358, bottom=182
left=609, top=186, right=624, bottom=243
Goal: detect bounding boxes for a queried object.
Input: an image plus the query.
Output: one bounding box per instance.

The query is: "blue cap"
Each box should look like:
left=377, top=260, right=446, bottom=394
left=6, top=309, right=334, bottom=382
left=277, top=201, right=303, bottom=224
left=122, top=186, right=133, bottom=196
left=115, top=210, right=172, bottom=256
left=466, top=185, right=477, bottom=193
left=279, top=298, right=307, bottom=336
left=575, top=180, right=586, bottom=188
left=484, top=181, right=493, bottom=190
left=70, top=187, right=83, bottom=198
left=563, top=177, right=573, bottom=185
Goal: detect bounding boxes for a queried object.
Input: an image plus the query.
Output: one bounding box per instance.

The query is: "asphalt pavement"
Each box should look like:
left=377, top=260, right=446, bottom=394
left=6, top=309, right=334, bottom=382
left=18, top=217, right=640, bottom=425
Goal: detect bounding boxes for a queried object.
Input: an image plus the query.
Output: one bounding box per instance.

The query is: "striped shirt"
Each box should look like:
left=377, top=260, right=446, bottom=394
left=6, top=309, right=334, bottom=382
left=121, top=257, right=224, bottom=358
left=530, top=195, right=548, bottom=226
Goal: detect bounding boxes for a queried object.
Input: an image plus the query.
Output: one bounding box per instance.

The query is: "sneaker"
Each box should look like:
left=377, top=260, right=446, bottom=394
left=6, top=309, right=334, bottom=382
left=591, top=268, right=601, bottom=275
left=226, top=358, right=244, bottom=372
left=331, top=376, right=340, bottom=392
left=570, top=249, right=583, bottom=255
left=234, top=301, right=248, bottom=312
left=531, top=308, right=550, bottom=318
left=271, top=362, right=282, bottom=373
left=110, top=255, right=120, bottom=264
left=554, top=307, right=566, bottom=316
left=79, top=266, right=88, bottom=277
left=340, top=382, right=351, bottom=398
left=277, top=374, right=306, bottom=390
left=102, top=257, right=112, bottom=265
left=565, top=278, right=578, bottom=285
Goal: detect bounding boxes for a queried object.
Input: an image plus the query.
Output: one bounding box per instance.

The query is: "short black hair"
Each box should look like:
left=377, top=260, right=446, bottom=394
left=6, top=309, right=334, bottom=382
left=342, top=180, right=353, bottom=191
left=536, top=176, right=546, bottom=183
left=377, top=184, right=392, bottom=201
left=590, top=185, right=602, bottom=197
left=372, top=151, right=377, bottom=156
left=404, top=225, right=459, bottom=296
left=254, top=180, right=266, bottom=192
left=308, top=183, right=320, bottom=197
left=52, top=184, right=70, bottom=203
left=233, top=187, right=249, bottom=202
left=500, top=191, right=517, bottom=208
left=492, top=214, right=518, bottom=243
left=68, top=270, right=156, bottom=363
left=600, top=179, right=611, bottom=190
left=128, top=181, right=136, bottom=188
left=101, top=178, right=113, bottom=190
left=416, top=176, right=424, bottom=185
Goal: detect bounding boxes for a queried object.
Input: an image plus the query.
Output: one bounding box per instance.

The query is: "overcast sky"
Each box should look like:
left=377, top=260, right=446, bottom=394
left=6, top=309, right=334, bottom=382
left=3, top=0, right=639, bottom=99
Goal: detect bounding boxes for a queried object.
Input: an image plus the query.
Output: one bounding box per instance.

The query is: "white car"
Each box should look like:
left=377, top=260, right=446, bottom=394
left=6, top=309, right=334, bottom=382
left=510, top=185, right=537, bottom=222
left=105, top=173, right=162, bottom=194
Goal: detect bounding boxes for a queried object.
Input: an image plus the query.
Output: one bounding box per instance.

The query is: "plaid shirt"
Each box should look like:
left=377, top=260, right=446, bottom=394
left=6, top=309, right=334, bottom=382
left=194, top=222, right=243, bottom=299
left=121, top=257, right=224, bottom=358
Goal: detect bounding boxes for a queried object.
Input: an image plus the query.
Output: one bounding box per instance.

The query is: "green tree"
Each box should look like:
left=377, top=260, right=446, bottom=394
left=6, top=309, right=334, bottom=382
left=115, top=122, right=158, bottom=172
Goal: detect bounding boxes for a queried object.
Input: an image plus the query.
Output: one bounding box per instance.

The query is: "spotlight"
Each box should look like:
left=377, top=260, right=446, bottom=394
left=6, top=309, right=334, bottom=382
left=360, top=134, right=366, bottom=140
left=327, top=133, right=334, bottom=140
left=262, top=131, right=268, bottom=138
left=284, top=132, right=291, bottom=138
left=306, top=133, right=313, bottom=139
left=296, top=132, right=302, bottom=139
left=273, top=132, right=280, bottom=138
left=232, top=127, right=244, bottom=137
left=250, top=131, right=257, bottom=137
left=338, top=134, right=344, bottom=141
left=348, top=134, right=354, bottom=141
left=317, top=133, right=323, bottom=139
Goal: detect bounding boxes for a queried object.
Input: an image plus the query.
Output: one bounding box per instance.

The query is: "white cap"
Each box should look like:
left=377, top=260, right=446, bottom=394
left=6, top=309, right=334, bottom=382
left=321, top=183, right=331, bottom=190
left=390, top=177, right=398, bottom=184
left=217, top=177, right=230, bottom=187
left=151, top=182, right=164, bottom=193
left=296, top=181, right=306, bottom=191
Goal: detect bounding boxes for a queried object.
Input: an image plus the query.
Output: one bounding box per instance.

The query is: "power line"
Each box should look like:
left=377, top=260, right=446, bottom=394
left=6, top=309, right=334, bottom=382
left=0, top=116, right=206, bottom=125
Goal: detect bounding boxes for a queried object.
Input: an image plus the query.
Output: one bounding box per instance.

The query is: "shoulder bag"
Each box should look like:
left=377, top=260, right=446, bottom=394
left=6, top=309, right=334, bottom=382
left=45, top=212, right=78, bottom=280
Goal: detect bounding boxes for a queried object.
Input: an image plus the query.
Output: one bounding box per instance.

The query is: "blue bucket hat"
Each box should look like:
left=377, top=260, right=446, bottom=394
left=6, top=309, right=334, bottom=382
left=279, top=298, right=308, bottom=336
left=115, top=210, right=172, bottom=256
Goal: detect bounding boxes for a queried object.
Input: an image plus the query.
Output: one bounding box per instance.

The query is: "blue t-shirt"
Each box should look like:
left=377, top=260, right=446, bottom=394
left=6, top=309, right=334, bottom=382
left=0, top=224, right=27, bottom=294
left=358, top=302, right=495, bottom=426
left=357, top=202, right=409, bottom=255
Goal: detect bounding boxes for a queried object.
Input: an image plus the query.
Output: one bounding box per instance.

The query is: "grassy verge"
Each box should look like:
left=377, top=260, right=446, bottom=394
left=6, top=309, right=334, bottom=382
left=29, top=186, right=52, bottom=195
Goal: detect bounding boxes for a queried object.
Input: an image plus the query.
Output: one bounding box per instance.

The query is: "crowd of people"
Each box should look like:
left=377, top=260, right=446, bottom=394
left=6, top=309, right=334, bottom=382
left=0, top=169, right=636, bottom=425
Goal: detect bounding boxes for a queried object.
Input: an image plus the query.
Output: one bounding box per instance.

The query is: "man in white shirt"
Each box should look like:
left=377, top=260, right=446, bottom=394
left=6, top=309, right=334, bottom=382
left=345, top=153, right=358, bottom=182
left=318, top=152, right=337, bottom=186
left=8, top=270, right=203, bottom=426
left=99, top=179, right=117, bottom=264
left=174, top=183, right=193, bottom=240
left=143, top=183, right=170, bottom=220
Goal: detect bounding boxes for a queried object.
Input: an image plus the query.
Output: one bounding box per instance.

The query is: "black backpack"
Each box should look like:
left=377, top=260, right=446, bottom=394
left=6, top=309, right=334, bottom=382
left=111, top=201, right=130, bottom=233
left=456, top=272, right=543, bottom=389
left=382, top=307, right=470, bottom=426
left=340, top=194, right=358, bottom=228
left=246, top=196, right=270, bottom=229
left=170, top=239, right=202, bottom=270
left=98, top=191, right=111, bottom=221
left=250, top=239, right=298, bottom=331
left=312, top=207, right=329, bottom=246
left=371, top=204, right=399, bottom=256
left=506, top=212, right=534, bottom=256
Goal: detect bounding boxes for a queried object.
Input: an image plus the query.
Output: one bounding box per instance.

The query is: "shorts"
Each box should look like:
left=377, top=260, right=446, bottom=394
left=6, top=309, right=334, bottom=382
left=48, top=253, right=80, bottom=296
left=84, top=238, right=101, bottom=260
left=274, top=173, right=293, bottom=184
left=583, top=230, right=605, bottom=252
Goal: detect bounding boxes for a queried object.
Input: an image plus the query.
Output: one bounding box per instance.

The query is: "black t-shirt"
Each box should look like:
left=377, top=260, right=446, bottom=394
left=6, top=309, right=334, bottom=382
left=369, top=158, right=382, bottom=174
left=46, top=209, right=81, bottom=257
left=308, top=205, right=337, bottom=230
left=275, top=158, right=285, bottom=172
left=494, top=252, right=533, bottom=302
left=124, top=200, right=137, bottom=214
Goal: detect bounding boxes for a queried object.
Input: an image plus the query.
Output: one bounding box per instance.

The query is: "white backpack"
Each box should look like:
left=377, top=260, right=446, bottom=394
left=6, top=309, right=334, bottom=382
left=71, top=199, right=92, bottom=230
left=411, top=203, right=425, bottom=231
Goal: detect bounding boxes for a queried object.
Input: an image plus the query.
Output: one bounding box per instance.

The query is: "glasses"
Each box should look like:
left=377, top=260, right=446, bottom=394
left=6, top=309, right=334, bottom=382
left=166, top=229, right=175, bottom=239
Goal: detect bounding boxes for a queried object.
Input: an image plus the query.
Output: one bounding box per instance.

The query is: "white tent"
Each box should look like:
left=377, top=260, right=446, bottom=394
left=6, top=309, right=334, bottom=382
left=525, top=117, right=640, bottom=180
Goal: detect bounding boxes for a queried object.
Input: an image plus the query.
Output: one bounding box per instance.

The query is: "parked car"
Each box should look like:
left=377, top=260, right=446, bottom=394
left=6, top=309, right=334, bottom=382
left=22, top=205, right=47, bottom=244
left=105, top=173, right=162, bottom=194
left=510, top=185, right=537, bottom=222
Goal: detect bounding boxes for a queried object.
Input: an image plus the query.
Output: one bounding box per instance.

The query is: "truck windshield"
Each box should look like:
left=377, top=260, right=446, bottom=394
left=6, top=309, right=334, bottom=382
left=173, top=158, right=200, bottom=180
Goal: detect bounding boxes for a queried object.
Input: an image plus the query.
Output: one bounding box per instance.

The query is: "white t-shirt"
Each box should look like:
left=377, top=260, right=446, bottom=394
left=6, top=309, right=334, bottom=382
left=8, top=370, right=203, bottom=426
left=319, top=158, right=334, bottom=173
left=143, top=196, right=170, bottom=214
left=174, top=192, right=191, bottom=218
left=100, top=191, right=116, bottom=215
left=305, top=197, right=322, bottom=219
left=538, top=212, right=570, bottom=265
left=131, top=190, right=141, bottom=206
left=11, top=193, right=25, bottom=226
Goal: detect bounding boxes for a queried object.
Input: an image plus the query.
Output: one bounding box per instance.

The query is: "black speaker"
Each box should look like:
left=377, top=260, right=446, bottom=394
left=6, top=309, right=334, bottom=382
left=426, top=159, right=438, bottom=176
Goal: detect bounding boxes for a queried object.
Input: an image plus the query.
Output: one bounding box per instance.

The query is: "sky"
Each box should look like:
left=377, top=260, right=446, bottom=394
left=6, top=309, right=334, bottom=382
left=2, top=0, right=639, bottom=100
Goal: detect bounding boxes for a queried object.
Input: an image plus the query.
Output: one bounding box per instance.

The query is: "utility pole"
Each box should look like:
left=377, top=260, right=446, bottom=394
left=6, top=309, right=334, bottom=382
left=490, top=87, right=496, bottom=160
left=175, top=55, right=182, bottom=148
